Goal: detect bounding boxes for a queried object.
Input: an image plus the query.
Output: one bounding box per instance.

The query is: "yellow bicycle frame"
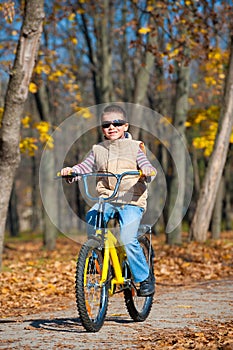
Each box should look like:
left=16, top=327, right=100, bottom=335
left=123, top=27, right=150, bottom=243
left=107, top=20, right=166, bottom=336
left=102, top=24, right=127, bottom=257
left=99, top=229, right=127, bottom=295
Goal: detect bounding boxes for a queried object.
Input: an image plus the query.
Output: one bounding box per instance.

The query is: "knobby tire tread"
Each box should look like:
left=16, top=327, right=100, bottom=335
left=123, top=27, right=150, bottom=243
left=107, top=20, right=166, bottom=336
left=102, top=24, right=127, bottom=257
left=124, top=235, right=154, bottom=322
left=75, top=239, right=109, bottom=332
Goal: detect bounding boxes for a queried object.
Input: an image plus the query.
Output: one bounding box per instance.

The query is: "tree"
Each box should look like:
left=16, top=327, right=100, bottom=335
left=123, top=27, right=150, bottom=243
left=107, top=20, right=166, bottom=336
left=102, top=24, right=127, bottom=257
left=73, top=0, right=114, bottom=104
left=166, top=60, right=190, bottom=245
left=0, top=0, right=44, bottom=268
left=35, top=83, right=58, bottom=250
left=189, top=36, right=233, bottom=242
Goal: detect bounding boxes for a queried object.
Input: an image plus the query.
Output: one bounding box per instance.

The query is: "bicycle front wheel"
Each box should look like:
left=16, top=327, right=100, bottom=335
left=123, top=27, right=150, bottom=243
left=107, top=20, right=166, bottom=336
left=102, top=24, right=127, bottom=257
left=124, top=235, right=154, bottom=322
left=75, top=238, right=109, bottom=332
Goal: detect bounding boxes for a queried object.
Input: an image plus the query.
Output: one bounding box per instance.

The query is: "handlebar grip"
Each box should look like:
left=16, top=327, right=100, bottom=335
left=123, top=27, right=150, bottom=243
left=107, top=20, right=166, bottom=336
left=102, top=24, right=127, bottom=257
left=55, top=171, right=79, bottom=179
left=139, top=170, right=156, bottom=177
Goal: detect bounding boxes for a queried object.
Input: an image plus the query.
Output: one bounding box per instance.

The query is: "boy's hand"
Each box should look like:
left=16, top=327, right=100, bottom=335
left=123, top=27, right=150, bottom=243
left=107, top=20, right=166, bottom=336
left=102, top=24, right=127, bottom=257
left=141, top=167, right=156, bottom=177
left=60, top=167, right=73, bottom=176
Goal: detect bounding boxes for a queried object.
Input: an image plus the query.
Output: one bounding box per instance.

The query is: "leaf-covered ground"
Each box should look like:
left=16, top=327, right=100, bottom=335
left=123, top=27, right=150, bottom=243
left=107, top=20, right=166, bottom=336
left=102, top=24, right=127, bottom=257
left=154, top=232, right=233, bottom=286
left=1, top=232, right=233, bottom=349
left=1, top=237, right=80, bottom=319
left=137, top=321, right=233, bottom=350
left=1, top=231, right=233, bottom=319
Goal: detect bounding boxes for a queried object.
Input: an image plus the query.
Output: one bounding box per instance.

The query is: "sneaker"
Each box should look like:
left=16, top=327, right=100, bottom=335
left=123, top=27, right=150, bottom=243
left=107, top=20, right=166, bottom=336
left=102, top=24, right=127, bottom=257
left=138, top=274, right=155, bottom=297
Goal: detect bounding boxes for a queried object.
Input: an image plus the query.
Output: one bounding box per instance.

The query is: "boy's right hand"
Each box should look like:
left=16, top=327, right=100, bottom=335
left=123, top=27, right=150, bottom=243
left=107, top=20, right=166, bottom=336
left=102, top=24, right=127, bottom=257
left=60, top=167, right=73, bottom=176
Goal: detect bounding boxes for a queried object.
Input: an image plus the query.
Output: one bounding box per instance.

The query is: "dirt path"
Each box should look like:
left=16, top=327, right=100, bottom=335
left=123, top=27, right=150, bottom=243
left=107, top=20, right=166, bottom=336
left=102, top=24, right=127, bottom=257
left=0, top=279, right=232, bottom=349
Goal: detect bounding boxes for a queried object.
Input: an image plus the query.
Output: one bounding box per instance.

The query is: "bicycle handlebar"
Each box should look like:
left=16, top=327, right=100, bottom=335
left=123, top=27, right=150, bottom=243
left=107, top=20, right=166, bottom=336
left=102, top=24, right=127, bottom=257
left=55, top=170, right=142, bottom=201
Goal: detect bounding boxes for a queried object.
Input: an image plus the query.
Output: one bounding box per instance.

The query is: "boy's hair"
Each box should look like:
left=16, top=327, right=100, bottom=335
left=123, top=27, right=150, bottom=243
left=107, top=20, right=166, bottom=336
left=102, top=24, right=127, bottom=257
left=101, top=104, right=128, bottom=121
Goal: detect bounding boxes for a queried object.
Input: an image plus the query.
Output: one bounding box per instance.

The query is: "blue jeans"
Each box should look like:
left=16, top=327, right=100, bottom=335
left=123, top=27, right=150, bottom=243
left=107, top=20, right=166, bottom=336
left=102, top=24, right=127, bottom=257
left=86, top=203, right=149, bottom=283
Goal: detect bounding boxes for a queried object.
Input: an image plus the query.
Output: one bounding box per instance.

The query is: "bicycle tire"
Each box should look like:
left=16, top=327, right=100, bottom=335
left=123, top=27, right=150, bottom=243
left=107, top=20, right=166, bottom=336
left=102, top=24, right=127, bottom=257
left=75, top=238, right=109, bottom=332
left=124, top=235, right=154, bottom=322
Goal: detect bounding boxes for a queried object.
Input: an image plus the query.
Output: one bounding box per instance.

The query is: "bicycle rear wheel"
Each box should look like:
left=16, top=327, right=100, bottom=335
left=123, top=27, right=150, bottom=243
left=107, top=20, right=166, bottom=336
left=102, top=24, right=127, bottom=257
left=75, top=238, right=109, bottom=332
left=124, top=235, right=154, bottom=321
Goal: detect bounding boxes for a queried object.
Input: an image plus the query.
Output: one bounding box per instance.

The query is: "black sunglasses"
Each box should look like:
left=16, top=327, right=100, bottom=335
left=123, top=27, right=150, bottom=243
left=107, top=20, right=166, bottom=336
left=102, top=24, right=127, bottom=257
left=101, top=119, right=126, bottom=128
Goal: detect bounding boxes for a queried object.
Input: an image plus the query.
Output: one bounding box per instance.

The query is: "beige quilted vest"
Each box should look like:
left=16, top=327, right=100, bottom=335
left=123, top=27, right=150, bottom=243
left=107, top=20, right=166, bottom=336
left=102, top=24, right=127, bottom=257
left=92, top=139, right=148, bottom=210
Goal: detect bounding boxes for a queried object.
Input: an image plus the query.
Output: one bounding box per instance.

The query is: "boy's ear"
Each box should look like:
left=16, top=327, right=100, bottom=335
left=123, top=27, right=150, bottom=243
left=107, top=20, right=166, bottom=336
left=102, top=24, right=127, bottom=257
left=124, top=123, right=129, bottom=131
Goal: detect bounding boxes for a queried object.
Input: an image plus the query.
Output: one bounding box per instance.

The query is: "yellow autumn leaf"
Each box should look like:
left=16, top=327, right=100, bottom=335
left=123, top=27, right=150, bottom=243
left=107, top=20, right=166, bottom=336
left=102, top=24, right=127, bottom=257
left=192, top=137, right=206, bottom=149
left=81, top=108, right=93, bottom=119
left=75, top=92, right=82, bottom=102
left=209, top=49, right=221, bottom=61
left=29, top=82, right=38, bottom=93
left=138, top=27, right=151, bottom=34
left=205, top=76, right=217, bottom=86
left=75, top=107, right=93, bottom=119
left=68, top=13, right=75, bottom=21
left=147, top=5, right=154, bottom=11
left=34, top=61, right=43, bottom=75
left=188, top=98, right=195, bottom=106
left=204, top=143, right=214, bottom=157
left=33, top=121, right=54, bottom=149
left=0, top=107, right=4, bottom=124
left=39, top=133, right=54, bottom=148
left=56, top=70, right=64, bottom=77
left=209, top=123, right=218, bottom=132
left=46, top=283, right=57, bottom=290
left=21, top=115, right=31, bottom=128
left=20, top=137, right=38, bottom=156
left=42, top=64, right=51, bottom=75
left=77, top=8, right=85, bottom=14
left=166, top=43, right=172, bottom=51
left=200, top=29, right=208, bottom=35
left=157, top=83, right=165, bottom=92
left=195, top=113, right=206, bottom=124
left=71, top=37, right=78, bottom=45
left=168, top=48, right=179, bottom=59
left=34, top=121, right=50, bottom=134
left=1, top=287, right=10, bottom=294
left=176, top=305, right=192, bottom=308
left=230, top=130, right=233, bottom=143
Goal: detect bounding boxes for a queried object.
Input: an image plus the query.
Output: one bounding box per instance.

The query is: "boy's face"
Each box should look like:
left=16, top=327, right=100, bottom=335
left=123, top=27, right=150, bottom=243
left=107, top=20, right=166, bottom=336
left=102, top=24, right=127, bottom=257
left=101, top=112, right=129, bottom=140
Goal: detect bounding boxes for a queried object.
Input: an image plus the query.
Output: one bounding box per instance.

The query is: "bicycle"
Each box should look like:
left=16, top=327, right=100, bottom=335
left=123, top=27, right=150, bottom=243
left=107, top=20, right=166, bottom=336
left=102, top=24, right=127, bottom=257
left=58, top=170, right=155, bottom=332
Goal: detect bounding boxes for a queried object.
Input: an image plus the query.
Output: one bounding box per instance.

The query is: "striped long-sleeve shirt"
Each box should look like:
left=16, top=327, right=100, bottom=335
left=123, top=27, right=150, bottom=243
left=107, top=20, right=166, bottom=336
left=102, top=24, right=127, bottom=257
left=71, top=148, right=156, bottom=182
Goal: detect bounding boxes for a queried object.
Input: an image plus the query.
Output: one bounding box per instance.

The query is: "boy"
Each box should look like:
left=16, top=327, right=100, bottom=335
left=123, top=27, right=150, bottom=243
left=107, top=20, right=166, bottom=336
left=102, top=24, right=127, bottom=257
left=61, top=104, right=156, bottom=296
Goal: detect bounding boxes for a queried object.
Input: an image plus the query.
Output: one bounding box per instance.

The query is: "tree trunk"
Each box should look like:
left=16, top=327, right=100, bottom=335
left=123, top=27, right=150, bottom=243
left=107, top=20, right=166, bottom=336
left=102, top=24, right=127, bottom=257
left=120, top=1, right=133, bottom=102
left=79, top=0, right=114, bottom=104
left=166, top=62, right=190, bottom=245
left=189, top=36, right=233, bottom=242
left=224, top=147, right=233, bottom=230
left=7, top=182, right=20, bottom=237
left=133, top=34, right=156, bottom=106
left=35, top=82, right=58, bottom=250
left=31, top=156, right=39, bottom=231
left=211, top=177, right=224, bottom=239
left=98, top=0, right=114, bottom=103
left=0, top=0, right=44, bottom=269
left=40, top=148, right=57, bottom=250
left=131, top=21, right=156, bottom=140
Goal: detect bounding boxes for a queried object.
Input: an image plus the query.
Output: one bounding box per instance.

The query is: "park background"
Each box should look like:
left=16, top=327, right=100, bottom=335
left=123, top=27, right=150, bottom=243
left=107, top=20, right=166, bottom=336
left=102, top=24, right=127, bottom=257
left=0, top=1, right=233, bottom=347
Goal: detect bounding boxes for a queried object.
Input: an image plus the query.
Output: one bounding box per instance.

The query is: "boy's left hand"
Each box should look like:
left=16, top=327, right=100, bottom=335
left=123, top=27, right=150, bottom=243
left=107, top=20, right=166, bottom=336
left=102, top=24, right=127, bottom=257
left=141, top=167, right=156, bottom=177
